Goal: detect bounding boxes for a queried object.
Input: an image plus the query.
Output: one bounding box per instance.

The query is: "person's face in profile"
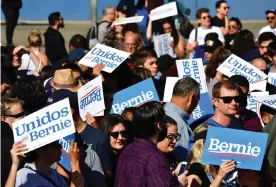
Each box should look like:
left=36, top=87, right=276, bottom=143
left=228, top=21, right=239, bottom=35
left=58, top=16, right=64, bottom=28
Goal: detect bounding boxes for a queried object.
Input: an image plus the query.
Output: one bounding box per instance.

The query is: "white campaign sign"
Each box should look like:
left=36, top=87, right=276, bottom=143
left=12, top=98, right=75, bottom=153
left=250, top=80, right=267, bottom=92
left=78, top=43, right=131, bottom=73
left=247, top=92, right=269, bottom=117
left=150, top=2, right=178, bottom=21
left=268, top=72, right=276, bottom=86
left=78, top=76, right=105, bottom=121
left=217, top=54, right=268, bottom=84
left=163, top=77, right=181, bottom=102
left=113, top=16, right=144, bottom=25
left=176, top=58, right=208, bottom=93
left=153, top=33, right=174, bottom=57
left=254, top=95, right=276, bottom=110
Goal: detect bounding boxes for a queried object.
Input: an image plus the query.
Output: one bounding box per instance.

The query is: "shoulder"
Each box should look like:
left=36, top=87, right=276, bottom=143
left=260, top=25, right=270, bottom=32
left=16, top=167, right=35, bottom=186
left=211, top=26, right=221, bottom=32
left=83, top=126, right=107, bottom=141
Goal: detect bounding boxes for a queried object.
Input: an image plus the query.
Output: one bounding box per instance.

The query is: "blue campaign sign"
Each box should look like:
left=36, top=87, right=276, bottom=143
left=58, top=133, right=75, bottom=171
left=110, top=78, right=160, bottom=114
left=188, top=92, right=214, bottom=124
left=201, top=126, right=268, bottom=171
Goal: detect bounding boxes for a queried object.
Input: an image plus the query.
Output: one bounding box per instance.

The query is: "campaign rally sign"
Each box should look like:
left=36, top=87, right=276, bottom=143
left=254, top=94, right=276, bottom=110
left=201, top=126, right=268, bottom=170
left=268, top=72, right=276, bottom=86
left=78, top=76, right=105, bottom=121
left=176, top=58, right=208, bottom=93
left=12, top=98, right=75, bottom=153
left=247, top=92, right=269, bottom=117
left=153, top=33, right=174, bottom=57
left=163, top=77, right=180, bottom=102
left=217, top=54, right=268, bottom=84
left=113, top=16, right=144, bottom=26
left=58, top=133, right=75, bottom=171
left=250, top=80, right=267, bottom=92
left=188, top=92, right=214, bottom=124
left=150, top=2, right=178, bottom=21
left=78, top=43, right=131, bottom=73
left=110, top=78, right=160, bottom=114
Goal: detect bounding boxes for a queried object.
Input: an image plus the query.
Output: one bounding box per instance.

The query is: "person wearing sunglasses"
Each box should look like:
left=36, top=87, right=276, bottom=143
left=187, top=8, right=224, bottom=52
left=212, top=0, right=230, bottom=35
left=224, top=17, right=242, bottom=50
left=99, top=114, right=128, bottom=181
left=1, top=97, right=24, bottom=128
left=258, top=9, right=276, bottom=38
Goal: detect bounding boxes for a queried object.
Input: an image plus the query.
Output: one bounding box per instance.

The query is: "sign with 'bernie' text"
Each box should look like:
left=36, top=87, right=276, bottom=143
left=150, top=2, right=178, bottom=21
left=254, top=94, right=276, bottom=110
left=110, top=78, right=160, bottom=114
left=153, top=33, right=174, bottom=57
left=217, top=54, right=268, bottom=84
left=12, top=98, right=75, bottom=153
left=78, top=43, right=131, bottom=73
left=78, top=76, right=105, bottom=121
left=201, top=126, right=268, bottom=170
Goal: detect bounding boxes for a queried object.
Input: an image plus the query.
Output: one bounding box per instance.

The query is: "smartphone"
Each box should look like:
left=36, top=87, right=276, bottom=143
left=178, top=161, right=188, bottom=176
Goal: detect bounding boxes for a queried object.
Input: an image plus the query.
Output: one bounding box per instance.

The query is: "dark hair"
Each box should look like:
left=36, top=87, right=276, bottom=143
left=232, top=29, right=256, bottom=58
left=121, top=107, right=136, bottom=121
left=40, top=65, right=55, bottom=82
left=196, top=8, right=209, bottom=19
left=205, top=47, right=232, bottom=82
left=157, top=115, right=177, bottom=142
left=133, top=46, right=157, bottom=67
left=122, top=23, right=140, bottom=36
left=260, top=104, right=276, bottom=116
left=10, top=75, right=48, bottom=114
left=229, top=75, right=249, bottom=89
left=133, top=67, right=152, bottom=82
left=161, top=17, right=180, bottom=45
left=48, top=12, right=60, bottom=26
left=100, top=114, right=126, bottom=134
left=215, top=0, right=227, bottom=9
left=173, top=77, right=200, bottom=98
left=258, top=32, right=276, bottom=45
left=136, top=0, right=146, bottom=9
left=69, top=34, right=88, bottom=50
left=62, top=63, right=82, bottom=74
left=212, top=80, right=239, bottom=98
left=229, top=17, right=242, bottom=30
left=133, top=101, right=166, bottom=139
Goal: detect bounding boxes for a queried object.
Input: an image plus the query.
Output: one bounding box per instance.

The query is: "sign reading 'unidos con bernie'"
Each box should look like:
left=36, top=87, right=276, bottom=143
left=12, top=98, right=75, bottom=153
left=78, top=43, right=131, bottom=73
left=201, top=126, right=268, bottom=170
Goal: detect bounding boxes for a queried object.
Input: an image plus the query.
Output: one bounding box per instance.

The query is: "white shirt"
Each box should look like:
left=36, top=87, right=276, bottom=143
left=188, top=26, right=225, bottom=45
left=258, top=25, right=276, bottom=38
left=20, top=51, right=42, bottom=75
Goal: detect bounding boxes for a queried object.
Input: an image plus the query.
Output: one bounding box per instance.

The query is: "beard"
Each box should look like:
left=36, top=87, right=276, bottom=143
left=59, top=22, right=65, bottom=28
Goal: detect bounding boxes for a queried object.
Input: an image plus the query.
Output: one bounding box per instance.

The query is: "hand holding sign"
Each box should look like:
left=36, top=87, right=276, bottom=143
left=10, top=141, right=28, bottom=166
left=217, top=161, right=236, bottom=179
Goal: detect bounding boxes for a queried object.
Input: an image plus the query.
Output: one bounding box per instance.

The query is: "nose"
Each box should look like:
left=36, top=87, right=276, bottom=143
left=118, top=134, right=124, bottom=140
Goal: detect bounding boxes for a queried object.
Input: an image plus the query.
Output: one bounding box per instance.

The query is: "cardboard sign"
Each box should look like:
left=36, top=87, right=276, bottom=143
left=12, top=98, right=75, bottom=153
left=163, top=77, right=181, bottom=102
left=110, top=78, right=160, bottom=114
left=201, top=126, right=268, bottom=170
left=176, top=58, right=208, bottom=93
left=153, top=33, right=174, bottom=57
left=188, top=92, right=214, bottom=124
left=78, top=43, right=131, bottom=73
left=254, top=94, right=276, bottom=110
left=217, top=54, right=268, bottom=84
left=78, top=76, right=105, bottom=121
left=150, top=2, right=178, bottom=21
left=247, top=92, right=269, bottom=118
left=113, top=16, right=144, bottom=26
left=250, top=80, right=267, bottom=92
left=268, top=72, right=276, bottom=86
left=58, top=133, right=75, bottom=171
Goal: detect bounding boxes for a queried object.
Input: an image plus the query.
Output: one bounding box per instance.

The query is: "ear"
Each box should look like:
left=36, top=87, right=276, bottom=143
left=212, top=97, right=218, bottom=108
left=157, top=122, right=163, bottom=131
left=262, top=115, right=270, bottom=124
left=1, top=116, right=6, bottom=122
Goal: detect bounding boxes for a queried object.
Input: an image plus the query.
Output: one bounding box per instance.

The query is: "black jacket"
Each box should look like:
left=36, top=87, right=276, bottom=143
left=44, top=26, right=68, bottom=63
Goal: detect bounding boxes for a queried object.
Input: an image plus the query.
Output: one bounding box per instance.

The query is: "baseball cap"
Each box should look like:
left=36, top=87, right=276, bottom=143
left=204, top=33, right=223, bottom=53
left=265, top=9, right=276, bottom=14
left=68, top=48, right=86, bottom=62
left=46, top=89, right=79, bottom=112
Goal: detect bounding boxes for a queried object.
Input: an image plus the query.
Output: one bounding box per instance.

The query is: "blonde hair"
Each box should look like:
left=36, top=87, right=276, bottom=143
left=28, top=29, right=42, bottom=47
left=1, top=98, right=24, bottom=116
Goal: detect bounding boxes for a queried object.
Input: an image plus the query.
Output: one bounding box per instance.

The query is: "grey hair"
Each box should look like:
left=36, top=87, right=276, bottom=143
left=102, top=6, right=115, bottom=16
left=172, top=77, right=200, bottom=97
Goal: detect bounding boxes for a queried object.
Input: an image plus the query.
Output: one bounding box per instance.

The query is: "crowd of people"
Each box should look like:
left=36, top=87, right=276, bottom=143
left=1, top=0, right=276, bottom=186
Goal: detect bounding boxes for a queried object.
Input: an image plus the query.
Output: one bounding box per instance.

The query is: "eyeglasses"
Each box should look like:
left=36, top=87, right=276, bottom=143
left=201, top=16, right=211, bottom=20
left=124, top=43, right=137, bottom=47
left=216, top=96, right=240, bottom=104
left=266, top=16, right=275, bottom=21
left=109, top=130, right=127, bottom=139
left=228, top=25, right=237, bottom=29
left=4, top=111, right=25, bottom=118
left=166, top=133, right=181, bottom=142
left=59, top=18, right=64, bottom=21
left=223, top=6, right=230, bottom=10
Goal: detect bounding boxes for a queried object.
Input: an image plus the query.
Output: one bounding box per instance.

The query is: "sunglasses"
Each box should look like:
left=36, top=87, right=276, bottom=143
left=266, top=16, right=275, bottom=21
left=109, top=130, right=127, bottom=139
left=223, top=6, right=230, bottom=10
left=228, top=25, right=237, bottom=29
left=166, top=133, right=181, bottom=142
left=201, top=16, right=211, bottom=20
left=4, top=111, right=25, bottom=118
left=217, top=96, right=240, bottom=104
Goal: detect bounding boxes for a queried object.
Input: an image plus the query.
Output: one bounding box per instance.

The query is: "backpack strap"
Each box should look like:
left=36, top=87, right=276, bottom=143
left=195, top=27, right=198, bottom=42
left=25, top=165, right=60, bottom=187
